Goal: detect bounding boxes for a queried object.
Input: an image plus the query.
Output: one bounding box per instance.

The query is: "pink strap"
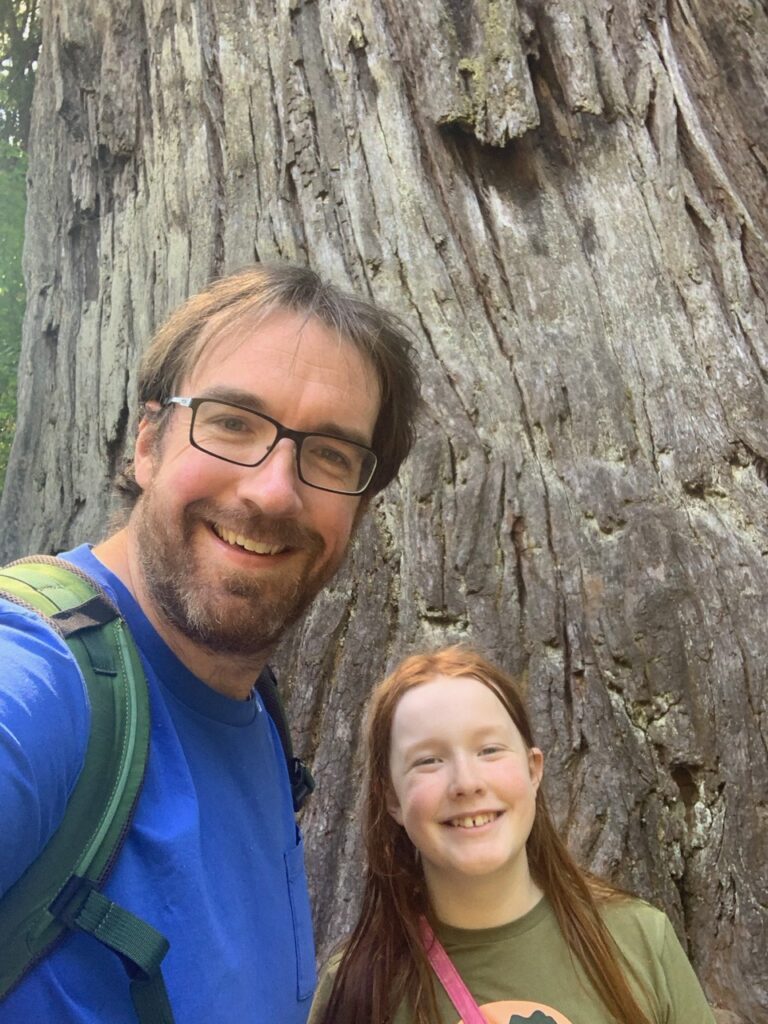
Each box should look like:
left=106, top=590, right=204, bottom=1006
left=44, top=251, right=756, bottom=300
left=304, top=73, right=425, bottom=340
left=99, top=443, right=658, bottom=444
left=419, top=918, right=488, bottom=1024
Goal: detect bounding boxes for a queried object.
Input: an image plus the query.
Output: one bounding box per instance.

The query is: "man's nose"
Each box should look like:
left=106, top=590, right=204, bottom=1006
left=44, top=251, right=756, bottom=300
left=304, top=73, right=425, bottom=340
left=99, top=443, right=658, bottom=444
left=234, top=438, right=304, bottom=517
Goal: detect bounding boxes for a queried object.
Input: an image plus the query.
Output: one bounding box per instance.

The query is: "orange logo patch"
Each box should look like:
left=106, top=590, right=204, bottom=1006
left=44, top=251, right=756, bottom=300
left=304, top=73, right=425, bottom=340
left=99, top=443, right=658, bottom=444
left=458, top=1002, right=573, bottom=1024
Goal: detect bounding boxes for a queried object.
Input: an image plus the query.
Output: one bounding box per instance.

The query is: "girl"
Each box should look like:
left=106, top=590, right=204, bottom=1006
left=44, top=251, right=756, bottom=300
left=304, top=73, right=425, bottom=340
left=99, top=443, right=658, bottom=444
left=309, top=647, right=715, bottom=1024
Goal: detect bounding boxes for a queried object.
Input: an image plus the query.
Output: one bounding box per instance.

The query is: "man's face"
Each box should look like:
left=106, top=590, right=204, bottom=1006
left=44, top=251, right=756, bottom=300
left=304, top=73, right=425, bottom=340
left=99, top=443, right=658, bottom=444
left=131, top=308, right=380, bottom=657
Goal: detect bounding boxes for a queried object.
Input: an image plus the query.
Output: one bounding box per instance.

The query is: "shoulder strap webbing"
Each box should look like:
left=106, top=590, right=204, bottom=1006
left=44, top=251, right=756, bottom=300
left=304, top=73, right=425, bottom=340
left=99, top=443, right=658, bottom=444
left=419, top=918, right=487, bottom=1024
left=257, top=667, right=316, bottom=812
left=0, top=557, right=174, bottom=1024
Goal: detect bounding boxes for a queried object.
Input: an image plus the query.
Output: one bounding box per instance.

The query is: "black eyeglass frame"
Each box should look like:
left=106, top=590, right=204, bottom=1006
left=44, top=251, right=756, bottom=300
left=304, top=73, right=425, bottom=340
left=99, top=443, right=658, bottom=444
left=164, top=395, right=378, bottom=496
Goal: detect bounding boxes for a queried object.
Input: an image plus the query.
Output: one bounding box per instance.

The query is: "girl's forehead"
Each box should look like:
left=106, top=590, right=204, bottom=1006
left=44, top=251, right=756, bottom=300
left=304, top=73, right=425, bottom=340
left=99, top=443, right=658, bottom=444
left=390, top=674, right=518, bottom=739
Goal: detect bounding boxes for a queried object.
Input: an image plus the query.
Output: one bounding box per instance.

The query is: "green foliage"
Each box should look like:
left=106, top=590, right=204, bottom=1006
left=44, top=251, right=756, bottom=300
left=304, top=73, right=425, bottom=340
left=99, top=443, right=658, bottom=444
left=0, top=0, right=40, bottom=148
left=0, top=1, right=39, bottom=493
left=0, top=139, right=26, bottom=493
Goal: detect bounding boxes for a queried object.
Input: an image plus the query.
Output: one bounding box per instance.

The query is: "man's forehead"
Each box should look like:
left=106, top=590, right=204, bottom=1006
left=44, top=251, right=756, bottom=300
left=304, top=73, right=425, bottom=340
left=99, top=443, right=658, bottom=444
left=181, top=307, right=381, bottom=440
left=190, top=306, right=378, bottom=389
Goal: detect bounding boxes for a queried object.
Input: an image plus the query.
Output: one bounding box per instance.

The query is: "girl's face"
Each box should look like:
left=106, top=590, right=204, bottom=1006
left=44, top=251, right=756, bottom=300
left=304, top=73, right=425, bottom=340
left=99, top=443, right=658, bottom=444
left=387, top=675, right=543, bottom=905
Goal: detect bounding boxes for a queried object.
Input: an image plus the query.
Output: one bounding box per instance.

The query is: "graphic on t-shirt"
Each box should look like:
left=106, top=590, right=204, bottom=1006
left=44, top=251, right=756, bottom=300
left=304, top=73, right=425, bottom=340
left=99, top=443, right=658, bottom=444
left=457, top=1000, right=573, bottom=1024
left=509, top=1014, right=558, bottom=1024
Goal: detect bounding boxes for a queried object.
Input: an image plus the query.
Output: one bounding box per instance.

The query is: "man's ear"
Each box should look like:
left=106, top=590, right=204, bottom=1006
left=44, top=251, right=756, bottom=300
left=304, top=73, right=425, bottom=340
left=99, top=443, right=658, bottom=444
left=352, top=492, right=373, bottom=532
left=529, top=748, right=544, bottom=793
left=134, top=403, right=162, bottom=490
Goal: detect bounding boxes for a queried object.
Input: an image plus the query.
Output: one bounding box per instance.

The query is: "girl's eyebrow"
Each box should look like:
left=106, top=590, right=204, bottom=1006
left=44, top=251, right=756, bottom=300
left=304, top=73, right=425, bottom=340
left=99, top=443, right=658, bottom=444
left=397, top=725, right=510, bottom=759
left=397, top=738, right=440, bottom=760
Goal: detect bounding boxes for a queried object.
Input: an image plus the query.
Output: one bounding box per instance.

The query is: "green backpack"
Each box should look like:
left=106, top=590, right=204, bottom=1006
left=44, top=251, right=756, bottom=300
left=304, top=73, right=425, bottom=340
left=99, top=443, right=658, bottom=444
left=0, top=556, right=315, bottom=1023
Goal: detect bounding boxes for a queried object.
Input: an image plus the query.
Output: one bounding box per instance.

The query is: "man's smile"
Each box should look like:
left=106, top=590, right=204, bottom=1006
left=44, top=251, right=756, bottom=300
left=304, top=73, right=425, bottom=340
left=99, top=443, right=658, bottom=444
left=212, top=523, right=291, bottom=556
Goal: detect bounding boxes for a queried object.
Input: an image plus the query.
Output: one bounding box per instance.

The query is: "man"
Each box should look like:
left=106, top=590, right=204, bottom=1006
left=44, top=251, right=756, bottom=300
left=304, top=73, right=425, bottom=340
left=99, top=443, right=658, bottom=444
left=0, top=264, right=420, bottom=1021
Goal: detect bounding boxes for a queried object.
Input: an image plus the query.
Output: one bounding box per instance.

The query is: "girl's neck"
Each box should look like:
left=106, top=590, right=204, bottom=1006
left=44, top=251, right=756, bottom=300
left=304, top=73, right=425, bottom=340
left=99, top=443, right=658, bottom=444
left=427, top=868, right=544, bottom=930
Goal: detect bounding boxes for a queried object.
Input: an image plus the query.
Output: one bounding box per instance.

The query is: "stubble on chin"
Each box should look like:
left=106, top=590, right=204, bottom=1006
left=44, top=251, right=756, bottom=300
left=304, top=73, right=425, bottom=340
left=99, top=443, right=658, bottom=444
left=134, top=493, right=329, bottom=658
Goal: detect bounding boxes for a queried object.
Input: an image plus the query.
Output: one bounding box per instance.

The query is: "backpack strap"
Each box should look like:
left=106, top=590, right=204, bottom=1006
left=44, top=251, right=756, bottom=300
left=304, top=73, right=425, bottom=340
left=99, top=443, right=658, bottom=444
left=257, top=666, right=316, bottom=812
left=0, top=557, right=174, bottom=1024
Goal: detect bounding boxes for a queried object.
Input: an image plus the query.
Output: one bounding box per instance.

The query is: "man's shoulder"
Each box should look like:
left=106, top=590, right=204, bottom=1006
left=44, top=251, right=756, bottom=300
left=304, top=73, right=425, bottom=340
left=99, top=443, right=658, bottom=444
left=0, top=545, right=126, bottom=684
left=58, top=544, right=124, bottom=604
left=0, top=581, right=92, bottom=896
left=0, top=584, right=87, bottom=679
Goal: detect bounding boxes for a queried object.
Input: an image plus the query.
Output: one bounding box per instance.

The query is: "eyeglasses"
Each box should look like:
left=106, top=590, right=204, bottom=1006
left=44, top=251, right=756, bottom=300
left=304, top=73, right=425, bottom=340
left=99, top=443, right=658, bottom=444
left=164, top=396, right=378, bottom=495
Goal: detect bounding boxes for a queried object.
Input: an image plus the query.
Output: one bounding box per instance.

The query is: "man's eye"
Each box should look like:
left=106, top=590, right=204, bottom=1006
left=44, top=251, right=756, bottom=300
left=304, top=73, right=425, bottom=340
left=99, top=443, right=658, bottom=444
left=215, top=416, right=249, bottom=433
left=304, top=442, right=359, bottom=482
left=315, top=445, right=352, bottom=469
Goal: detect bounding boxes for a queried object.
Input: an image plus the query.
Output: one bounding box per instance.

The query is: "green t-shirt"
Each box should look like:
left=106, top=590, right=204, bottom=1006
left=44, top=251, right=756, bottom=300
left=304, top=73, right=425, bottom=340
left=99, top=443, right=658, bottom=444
left=309, top=897, right=715, bottom=1024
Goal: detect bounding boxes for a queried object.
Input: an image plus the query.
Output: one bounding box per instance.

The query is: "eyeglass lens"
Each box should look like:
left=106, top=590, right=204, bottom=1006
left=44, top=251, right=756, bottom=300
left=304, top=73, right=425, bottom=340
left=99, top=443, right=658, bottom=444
left=192, top=400, right=375, bottom=493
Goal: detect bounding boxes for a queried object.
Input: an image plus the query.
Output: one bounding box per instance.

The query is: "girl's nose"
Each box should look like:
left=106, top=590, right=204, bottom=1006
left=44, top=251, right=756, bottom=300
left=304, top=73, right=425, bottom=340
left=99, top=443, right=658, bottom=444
left=447, top=755, right=486, bottom=798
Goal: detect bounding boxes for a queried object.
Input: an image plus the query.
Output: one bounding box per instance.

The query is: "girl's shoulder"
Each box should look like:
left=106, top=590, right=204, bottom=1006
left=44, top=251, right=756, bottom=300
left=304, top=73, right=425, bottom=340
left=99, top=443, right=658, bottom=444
left=599, top=894, right=671, bottom=949
left=307, top=950, right=345, bottom=1024
left=599, top=896, right=716, bottom=1022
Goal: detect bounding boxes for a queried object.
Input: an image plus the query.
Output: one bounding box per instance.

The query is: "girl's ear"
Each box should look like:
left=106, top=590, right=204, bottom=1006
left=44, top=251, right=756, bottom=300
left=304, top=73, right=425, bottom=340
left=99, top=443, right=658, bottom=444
left=386, top=788, right=404, bottom=827
left=529, top=747, right=544, bottom=792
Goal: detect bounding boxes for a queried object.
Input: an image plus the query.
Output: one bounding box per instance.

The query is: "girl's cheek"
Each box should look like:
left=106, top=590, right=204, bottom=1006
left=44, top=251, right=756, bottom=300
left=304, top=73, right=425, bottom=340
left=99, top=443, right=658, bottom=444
left=514, top=768, right=540, bottom=799
left=405, top=779, right=441, bottom=814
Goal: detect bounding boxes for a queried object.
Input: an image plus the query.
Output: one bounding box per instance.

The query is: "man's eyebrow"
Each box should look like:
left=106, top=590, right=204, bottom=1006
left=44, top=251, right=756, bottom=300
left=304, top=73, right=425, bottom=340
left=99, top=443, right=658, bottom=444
left=196, top=385, right=375, bottom=448
left=197, top=385, right=268, bottom=410
left=311, top=421, right=375, bottom=449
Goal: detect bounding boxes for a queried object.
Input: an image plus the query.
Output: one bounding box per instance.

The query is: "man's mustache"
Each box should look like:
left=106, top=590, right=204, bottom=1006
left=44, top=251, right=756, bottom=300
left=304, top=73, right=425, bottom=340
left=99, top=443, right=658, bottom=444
left=186, top=498, right=325, bottom=554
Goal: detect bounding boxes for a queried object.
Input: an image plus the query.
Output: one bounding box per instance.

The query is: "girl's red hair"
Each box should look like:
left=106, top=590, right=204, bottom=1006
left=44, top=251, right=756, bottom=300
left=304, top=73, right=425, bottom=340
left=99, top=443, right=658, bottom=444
left=317, top=647, right=652, bottom=1024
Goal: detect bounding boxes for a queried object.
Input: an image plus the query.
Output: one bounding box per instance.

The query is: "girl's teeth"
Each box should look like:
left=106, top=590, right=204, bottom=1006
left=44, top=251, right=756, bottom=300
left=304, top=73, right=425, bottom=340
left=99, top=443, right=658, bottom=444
left=451, top=813, right=496, bottom=828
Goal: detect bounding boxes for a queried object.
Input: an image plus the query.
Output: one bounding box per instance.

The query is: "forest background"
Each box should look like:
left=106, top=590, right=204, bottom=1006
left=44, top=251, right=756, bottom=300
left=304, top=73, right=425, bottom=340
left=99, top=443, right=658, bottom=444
left=0, top=2, right=767, bottom=1022
left=0, top=0, right=37, bottom=493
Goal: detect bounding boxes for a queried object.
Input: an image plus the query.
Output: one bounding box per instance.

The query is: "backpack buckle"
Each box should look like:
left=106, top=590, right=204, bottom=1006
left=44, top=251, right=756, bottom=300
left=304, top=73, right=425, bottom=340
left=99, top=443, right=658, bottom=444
left=289, top=757, right=316, bottom=813
left=49, top=875, right=96, bottom=928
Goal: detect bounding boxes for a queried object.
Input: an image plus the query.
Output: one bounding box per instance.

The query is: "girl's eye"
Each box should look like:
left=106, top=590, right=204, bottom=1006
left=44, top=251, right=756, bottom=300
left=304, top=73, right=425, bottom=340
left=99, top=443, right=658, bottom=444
left=479, top=745, right=504, bottom=756
left=413, top=755, right=440, bottom=768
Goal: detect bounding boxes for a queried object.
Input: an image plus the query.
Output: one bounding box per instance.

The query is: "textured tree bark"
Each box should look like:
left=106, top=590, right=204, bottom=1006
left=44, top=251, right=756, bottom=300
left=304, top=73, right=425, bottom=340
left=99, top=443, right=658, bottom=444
left=2, top=1, right=766, bottom=1019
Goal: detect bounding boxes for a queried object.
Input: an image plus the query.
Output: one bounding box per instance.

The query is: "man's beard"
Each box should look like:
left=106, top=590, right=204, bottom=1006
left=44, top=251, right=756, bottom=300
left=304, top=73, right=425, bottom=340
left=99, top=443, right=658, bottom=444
left=134, top=493, right=330, bottom=658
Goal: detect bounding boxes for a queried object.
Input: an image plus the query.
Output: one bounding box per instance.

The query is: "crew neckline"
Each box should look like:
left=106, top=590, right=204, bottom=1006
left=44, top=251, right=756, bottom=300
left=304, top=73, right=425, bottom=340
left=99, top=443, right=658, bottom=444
left=436, top=893, right=551, bottom=946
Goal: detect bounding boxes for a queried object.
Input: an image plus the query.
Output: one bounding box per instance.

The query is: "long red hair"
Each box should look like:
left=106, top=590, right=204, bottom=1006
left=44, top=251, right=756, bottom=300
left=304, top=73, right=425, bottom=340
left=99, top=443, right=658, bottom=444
left=317, top=647, right=653, bottom=1024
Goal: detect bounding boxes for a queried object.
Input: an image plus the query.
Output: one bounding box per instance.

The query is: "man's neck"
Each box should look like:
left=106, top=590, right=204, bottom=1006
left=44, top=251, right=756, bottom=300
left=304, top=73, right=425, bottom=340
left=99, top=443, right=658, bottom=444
left=94, top=529, right=270, bottom=701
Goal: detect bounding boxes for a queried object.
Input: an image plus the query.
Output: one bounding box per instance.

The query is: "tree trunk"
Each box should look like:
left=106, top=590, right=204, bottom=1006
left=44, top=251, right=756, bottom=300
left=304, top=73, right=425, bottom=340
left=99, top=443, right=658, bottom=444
left=2, top=1, right=766, bottom=1019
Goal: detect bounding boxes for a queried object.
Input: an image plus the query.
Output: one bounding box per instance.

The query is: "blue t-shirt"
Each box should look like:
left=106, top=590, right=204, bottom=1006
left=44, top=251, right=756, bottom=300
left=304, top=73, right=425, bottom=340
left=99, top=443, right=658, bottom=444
left=0, top=545, right=316, bottom=1022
